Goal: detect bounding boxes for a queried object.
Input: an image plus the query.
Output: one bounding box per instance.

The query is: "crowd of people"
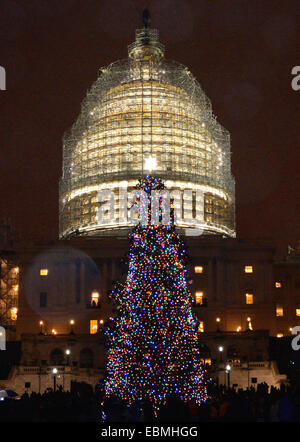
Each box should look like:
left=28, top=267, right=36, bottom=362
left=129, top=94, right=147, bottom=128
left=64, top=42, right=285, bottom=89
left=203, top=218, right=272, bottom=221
left=0, top=386, right=100, bottom=422
left=102, top=382, right=300, bottom=422
left=0, top=382, right=299, bottom=422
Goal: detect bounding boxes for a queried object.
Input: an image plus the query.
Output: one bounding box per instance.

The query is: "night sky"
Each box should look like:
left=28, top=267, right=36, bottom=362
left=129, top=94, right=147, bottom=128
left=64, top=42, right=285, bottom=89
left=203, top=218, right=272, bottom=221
left=0, top=0, right=299, bottom=256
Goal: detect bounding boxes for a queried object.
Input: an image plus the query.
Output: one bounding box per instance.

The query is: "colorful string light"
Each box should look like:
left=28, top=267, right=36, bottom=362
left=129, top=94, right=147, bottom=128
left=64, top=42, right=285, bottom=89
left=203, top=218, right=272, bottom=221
left=105, top=176, right=208, bottom=414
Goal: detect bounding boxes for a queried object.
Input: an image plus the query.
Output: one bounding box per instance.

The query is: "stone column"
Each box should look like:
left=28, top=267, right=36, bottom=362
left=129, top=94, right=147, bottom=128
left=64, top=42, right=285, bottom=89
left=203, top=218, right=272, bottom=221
left=208, top=259, right=214, bottom=300
left=80, top=260, right=85, bottom=305
left=69, top=261, right=76, bottom=305
left=102, top=260, right=108, bottom=296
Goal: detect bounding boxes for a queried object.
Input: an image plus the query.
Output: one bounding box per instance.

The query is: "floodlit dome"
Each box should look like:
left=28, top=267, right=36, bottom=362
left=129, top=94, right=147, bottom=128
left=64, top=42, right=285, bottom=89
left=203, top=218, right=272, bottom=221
left=59, top=26, right=235, bottom=238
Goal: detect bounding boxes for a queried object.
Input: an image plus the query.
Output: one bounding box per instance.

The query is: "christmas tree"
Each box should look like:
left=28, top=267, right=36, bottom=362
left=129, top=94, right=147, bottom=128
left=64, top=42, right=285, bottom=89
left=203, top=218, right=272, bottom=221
left=105, top=176, right=207, bottom=414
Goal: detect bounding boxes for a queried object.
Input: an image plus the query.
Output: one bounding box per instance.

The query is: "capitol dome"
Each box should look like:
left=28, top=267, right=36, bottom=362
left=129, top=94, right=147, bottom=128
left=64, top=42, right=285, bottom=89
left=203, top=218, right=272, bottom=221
left=59, top=24, right=235, bottom=238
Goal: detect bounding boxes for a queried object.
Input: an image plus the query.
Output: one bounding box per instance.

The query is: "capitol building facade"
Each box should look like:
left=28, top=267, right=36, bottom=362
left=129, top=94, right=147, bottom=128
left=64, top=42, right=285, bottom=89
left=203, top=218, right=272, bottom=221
left=1, top=20, right=298, bottom=394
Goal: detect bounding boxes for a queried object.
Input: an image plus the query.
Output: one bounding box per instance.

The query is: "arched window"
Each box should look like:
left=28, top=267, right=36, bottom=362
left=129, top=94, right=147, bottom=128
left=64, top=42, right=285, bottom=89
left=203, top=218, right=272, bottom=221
left=50, top=348, right=64, bottom=365
left=91, top=291, right=100, bottom=307
left=80, top=348, right=94, bottom=368
left=199, top=343, right=211, bottom=366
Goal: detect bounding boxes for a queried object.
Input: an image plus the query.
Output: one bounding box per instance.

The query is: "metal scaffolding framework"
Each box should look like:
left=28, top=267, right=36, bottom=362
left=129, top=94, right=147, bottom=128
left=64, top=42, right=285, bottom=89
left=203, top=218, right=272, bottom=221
left=0, top=256, right=19, bottom=327
left=59, top=27, right=235, bottom=238
left=0, top=223, right=19, bottom=328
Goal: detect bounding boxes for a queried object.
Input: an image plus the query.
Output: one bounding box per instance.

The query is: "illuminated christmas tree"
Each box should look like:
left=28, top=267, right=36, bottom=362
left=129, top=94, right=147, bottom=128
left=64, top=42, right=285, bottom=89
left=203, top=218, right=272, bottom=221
left=105, top=176, right=207, bottom=414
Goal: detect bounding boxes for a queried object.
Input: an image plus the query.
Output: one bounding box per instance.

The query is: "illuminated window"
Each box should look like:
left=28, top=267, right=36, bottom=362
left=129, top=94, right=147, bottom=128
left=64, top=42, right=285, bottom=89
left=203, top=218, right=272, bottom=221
left=296, top=309, right=300, bottom=317
left=10, top=307, right=18, bottom=321
left=275, top=282, right=282, bottom=288
left=12, top=284, right=19, bottom=292
left=195, top=292, right=204, bottom=305
left=276, top=305, right=284, bottom=317
left=244, top=266, right=253, bottom=274
left=194, top=266, right=203, bottom=274
left=91, top=291, right=100, bottom=306
left=40, top=269, right=48, bottom=276
left=90, top=320, right=98, bottom=334
left=245, top=293, right=253, bottom=304
left=277, top=333, right=283, bottom=338
left=198, top=321, right=204, bottom=333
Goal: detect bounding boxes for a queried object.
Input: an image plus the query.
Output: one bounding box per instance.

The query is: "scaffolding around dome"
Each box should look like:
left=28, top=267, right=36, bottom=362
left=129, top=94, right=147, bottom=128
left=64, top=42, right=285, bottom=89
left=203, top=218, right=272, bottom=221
left=59, top=27, right=235, bottom=239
